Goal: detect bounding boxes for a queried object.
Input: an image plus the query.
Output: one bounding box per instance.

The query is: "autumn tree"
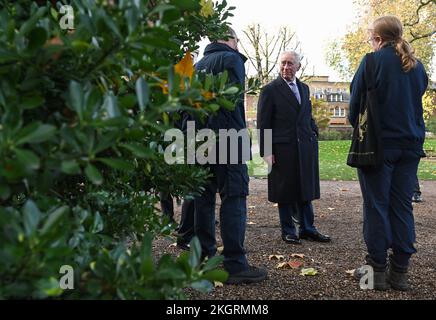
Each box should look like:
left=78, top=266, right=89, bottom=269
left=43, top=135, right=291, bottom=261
left=326, top=0, right=436, bottom=122
left=326, top=0, right=435, bottom=79
left=310, top=98, right=332, bottom=131
left=240, top=23, right=310, bottom=86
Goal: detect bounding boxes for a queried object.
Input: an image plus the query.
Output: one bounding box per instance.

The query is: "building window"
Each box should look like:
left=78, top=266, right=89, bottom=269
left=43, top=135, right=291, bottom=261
left=333, top=106, right=346, bottom=117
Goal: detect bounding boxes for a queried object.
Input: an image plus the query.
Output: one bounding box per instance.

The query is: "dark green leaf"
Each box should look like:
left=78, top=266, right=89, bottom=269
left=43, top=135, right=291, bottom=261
left=16, top=124, right=56, bottom=145
left=202, top=255, right=224, bottom=272
left=217, top=98, right=235, bottom=111
left=202, top=269, right=228, bottom=282
left=190, top=280, right=213, bottom=293
left=19, top=7, right=47, bottom=36
left=14, top=148, right=40, bottom=170
left=85, top=164, right=103, bottom=185
left=170, top=0, right=200, bottom=10
left=103, top=92, right=120, bottom=118
left=98, top=158, right=135, bottom=171
left=68, top=81, right=84, bottom=120
left=91, top=212, right=103, bottom=234
left=61, top=160, right=81, bottom=175
left=219, top=71, right=228, bottom=91
left=0, top=184, right=11, bottom=201
left=223, top=86, right=239, bottom=95
left=40, top=206, right=69, bottom=235
left=125, top=9, right=138, bottom=34
left=21, top=96, right=45, bottom=110
left=208, top=104, right=220, bottom=112
left=118, top=94, right=136, bottom=109
left=27, top=27, right=47, bottom=52
left=189, top=236, right=202, bottom=268
left=135, top=77, right=149, bottom=111
left=121, top=144, right=153, bottom=158
left=23, top=200, right=41, bottom=236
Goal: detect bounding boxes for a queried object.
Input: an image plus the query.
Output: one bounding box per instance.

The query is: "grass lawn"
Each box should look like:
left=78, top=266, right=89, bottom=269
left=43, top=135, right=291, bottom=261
left=247, top=139, right=436, bottom=181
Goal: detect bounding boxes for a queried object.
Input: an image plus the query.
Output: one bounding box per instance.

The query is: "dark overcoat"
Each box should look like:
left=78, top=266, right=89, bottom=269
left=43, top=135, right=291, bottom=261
left=257, top=76, right=320, bottom=203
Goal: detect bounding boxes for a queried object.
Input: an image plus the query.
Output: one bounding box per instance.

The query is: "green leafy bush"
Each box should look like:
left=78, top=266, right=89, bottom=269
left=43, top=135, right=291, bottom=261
left=318, top=129, right=352, bottom=141
left=0, top=0, right=237, bottom=299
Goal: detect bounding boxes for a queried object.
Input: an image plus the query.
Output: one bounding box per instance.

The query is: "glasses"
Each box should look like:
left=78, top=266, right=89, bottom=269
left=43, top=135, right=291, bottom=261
left=367, top=36, right=380, bottom=45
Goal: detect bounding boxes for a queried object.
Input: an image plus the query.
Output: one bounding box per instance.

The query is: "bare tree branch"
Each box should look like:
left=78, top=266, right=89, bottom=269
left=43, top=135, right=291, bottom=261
left=241, top=24, right=308, bottom=85
left=410, top=29, right=436, bottom=43
left=404, top=0, right=434, bottom=28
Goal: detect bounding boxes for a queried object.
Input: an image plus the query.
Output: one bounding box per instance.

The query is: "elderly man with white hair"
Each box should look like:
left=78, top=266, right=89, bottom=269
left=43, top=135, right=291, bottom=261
left=257, top=51, right=331, bottom=244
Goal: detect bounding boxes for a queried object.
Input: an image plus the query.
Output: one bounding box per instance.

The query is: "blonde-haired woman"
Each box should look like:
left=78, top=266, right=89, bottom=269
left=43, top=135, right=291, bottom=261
left=349, top=16, right=428, bottom=290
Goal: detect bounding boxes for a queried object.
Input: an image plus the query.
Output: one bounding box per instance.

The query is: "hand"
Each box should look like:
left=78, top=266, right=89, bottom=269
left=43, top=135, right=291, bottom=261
left=263, top=155, right=275, bottom=166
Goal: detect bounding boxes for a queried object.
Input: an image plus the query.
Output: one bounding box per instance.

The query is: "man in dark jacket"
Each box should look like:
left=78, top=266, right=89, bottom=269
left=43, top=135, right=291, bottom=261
left=257, top=51, right=331, bottom=245
left=194, top=27, right=267, bottom=285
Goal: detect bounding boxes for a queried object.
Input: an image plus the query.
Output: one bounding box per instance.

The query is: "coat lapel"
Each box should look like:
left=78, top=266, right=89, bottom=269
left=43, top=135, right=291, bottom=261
left=274, top=77, right=300, bottom=110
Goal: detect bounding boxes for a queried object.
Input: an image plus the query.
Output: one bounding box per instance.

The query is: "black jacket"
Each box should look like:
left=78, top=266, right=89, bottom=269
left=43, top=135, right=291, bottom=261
left=257, top=76, right=320, bottom=202
left=195, top=42, right=248, bottom=132
left=195, top=42, right=250, bottom=164
left=349, top=45, right=428, bottom=151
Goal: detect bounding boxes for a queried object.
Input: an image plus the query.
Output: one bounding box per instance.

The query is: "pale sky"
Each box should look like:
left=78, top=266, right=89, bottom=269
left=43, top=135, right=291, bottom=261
left=198, top=0, right=360, bottom=81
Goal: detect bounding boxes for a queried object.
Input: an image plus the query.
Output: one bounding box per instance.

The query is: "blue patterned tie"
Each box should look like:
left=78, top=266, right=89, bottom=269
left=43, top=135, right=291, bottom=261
left=289, top=82, right=301, bottom=104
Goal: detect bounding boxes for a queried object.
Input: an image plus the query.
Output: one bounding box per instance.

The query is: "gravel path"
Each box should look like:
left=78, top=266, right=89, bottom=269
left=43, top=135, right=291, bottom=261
left=154, top=180, right=436, bottom=300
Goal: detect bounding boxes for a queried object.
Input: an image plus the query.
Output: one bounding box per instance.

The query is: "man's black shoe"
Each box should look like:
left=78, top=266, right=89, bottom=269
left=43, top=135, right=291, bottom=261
left=176, top=241, right=190, bottom=251
left=225, top=266, right=268, bottom=285
left=412, top=194, right=423, bottom=203
left=282, top=234, right=302, bottom=245
left=299, top=231, right=331, bottom=243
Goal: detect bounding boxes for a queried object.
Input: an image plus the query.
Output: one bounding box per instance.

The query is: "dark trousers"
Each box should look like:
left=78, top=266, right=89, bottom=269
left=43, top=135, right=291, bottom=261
left=177, top=199, right=194, bottom=244
left=413, top=175, right=421, bottom=196
left=278, top=201, right=317, bottom=237
left=357, top=149, right=420, bottom=269
left=194, top=164, right=249, bottom=274
left=159, top=192, right=175, bottom=222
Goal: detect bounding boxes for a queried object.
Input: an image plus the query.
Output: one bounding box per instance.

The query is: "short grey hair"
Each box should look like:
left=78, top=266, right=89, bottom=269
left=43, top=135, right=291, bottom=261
left=279, top=51, right=302, bottom=63
left=227, top=26, right=237, bottom=38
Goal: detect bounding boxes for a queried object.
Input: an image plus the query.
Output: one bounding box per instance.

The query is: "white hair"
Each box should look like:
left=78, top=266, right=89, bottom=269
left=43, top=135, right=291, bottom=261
left=279, top=51, right=302, bottom=63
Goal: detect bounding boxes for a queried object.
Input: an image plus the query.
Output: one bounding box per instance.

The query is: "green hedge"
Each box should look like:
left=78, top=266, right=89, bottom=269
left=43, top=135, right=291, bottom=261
left=0, top=0, right=239, bottom=299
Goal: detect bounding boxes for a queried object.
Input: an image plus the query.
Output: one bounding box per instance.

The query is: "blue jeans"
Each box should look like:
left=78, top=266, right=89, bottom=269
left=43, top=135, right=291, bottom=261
left=358, top=149, right=420, bottom=269
left=194, top=164, right=249, bottom=274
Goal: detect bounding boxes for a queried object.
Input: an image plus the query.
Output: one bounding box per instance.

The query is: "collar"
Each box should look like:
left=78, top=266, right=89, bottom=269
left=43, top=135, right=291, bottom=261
left=281, top=77, right=297, bottom=85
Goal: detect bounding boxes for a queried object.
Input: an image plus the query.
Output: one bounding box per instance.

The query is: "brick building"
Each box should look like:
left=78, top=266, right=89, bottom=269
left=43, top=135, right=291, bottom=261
left=244, top=75, right=352, bottom=130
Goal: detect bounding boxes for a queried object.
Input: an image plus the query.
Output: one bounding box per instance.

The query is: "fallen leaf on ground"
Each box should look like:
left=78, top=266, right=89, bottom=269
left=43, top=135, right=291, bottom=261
left=269, top=254, right=285, bottom=261
left=327, top=207, right=335, bottom=211
left=276, top=260, right=304, bottom=269
left=169, top=242, right=177, bottom=248
left=248, top=205, right=256, bottom=209
left=214, top=281, right=223, bottom=288
left=345, top=269, right=356, bottom=276
left=300, top=268, right=318, bottom=276
left=291, top=253, right=305, bottom=259
left=288, top=260, right=304, bottom=269
left=247, top=221, right=257, bottom=225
